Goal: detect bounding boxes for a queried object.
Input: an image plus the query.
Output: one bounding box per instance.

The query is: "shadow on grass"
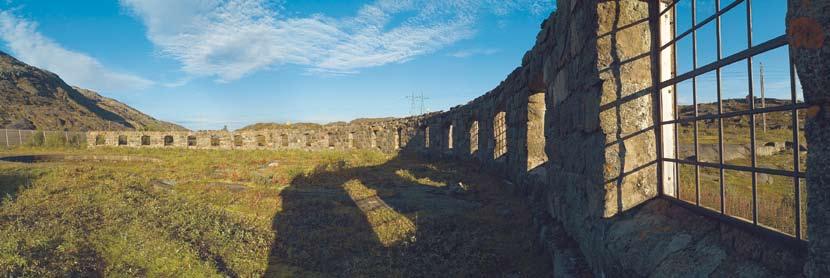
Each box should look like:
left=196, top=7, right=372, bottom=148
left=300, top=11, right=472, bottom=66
left=0, top=171, right=33, bottom=203
left=265, top=154, right=548, bottom=277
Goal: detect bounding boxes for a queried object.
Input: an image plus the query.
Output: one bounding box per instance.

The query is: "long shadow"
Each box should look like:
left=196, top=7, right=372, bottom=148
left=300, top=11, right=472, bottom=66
left=0, top=172, right=33, bottom=203
left=266, top=156, right=448, bottom=276
left=263, top=153, right=543, bottom=277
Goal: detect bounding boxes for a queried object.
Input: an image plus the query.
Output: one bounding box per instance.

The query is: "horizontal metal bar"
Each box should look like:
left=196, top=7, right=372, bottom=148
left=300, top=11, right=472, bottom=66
left=660, top=0, right=745, bottom=51
left=663, top=158, right=806, bottom=178
left=660, top=35, right=787, bottom=88
left=661, top=102, right=809, bottom=125
left=661, top=196, right=808, bottom=253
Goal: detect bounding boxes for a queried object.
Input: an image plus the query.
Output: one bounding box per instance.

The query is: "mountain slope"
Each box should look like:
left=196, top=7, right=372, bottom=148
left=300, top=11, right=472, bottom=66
left=0, top=51, right=186, bottom=131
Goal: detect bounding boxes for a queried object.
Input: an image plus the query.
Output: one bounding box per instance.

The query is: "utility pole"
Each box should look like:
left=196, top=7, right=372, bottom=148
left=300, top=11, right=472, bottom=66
left=406, top=92, right=417, bottom=116
left=760, top=62, right=767, bottom=133
left=406, top=92, right=430, bottom=116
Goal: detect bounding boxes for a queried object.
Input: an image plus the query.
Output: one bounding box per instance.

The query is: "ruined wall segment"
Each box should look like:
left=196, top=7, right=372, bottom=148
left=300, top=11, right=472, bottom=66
left=87, top=116, right=428, bottom=154
left=79, top=0, right=828, bottom=276
left=409, top=0, right=809, bottom=276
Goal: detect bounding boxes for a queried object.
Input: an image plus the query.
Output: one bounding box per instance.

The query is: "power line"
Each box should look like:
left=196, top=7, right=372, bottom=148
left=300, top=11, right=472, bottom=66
left=405, top=92, right=429, bottom=116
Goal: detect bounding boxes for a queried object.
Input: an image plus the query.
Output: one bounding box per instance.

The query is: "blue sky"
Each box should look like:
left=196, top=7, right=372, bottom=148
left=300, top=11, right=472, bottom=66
left=0, top=0, right=555, bottom=130
left=672, top=0, right=802, bottom=107
left=0, top=0, right=798, bottom=130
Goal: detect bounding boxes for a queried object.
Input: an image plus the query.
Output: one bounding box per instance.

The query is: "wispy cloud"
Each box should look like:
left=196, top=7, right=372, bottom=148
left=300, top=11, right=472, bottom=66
left=450, top=48, right=500, bottom=58
left=121, top=0, right=554, bottom=81
left=0, top=11, right=155, bottom=92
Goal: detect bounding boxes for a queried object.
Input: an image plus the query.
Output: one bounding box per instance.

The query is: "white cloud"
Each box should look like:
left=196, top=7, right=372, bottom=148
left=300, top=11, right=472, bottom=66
left=121, top=0, right=554, bottom=81
left=450, top=48, right=500, bottom=58
left=0, top=11, right=155, bottom=92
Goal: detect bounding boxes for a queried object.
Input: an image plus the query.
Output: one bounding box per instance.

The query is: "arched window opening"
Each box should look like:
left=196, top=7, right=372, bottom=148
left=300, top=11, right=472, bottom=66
left=447, top=124, right=454, bottom=150
left=470, top=121, right=479, bottom=154
left=527, top=92, right=548, bottom=170
left=371, top=129, right=379, bottom=149
left=118, top=135, right=128, bottom=146
left=328, top=132, right=336, bottom=148
left=395, top=128, right=402, bottom=150
left=187, top=136, right=197, bottom=146
left=304, top=133, right=312, bottom=147
left=163, top=135, right=174, bottom=146
left=95, top=134, right=106, bottom=145
left=141, top=135, right=151, bottom=146
left=233, top=135, right=243, bottom=147
left=280, top=134, right=289, bottom=147
left=494, top=111, right=507, bottom=159
left=256, top=134, right=266, bottom=147
left=424, top=126, right=430, bottom=148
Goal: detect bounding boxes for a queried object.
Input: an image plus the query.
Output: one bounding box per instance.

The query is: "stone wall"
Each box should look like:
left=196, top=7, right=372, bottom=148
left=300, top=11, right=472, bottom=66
left=80, top=0, right=830, bottom=276
left=788, top=0, right=830, bottom=276
left=406, top=0, right=820, bottom=276
left=87, top=116, right=429, bottom=154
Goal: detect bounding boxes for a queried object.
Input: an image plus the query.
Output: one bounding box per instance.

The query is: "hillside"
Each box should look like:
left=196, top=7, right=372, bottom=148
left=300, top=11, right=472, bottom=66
left=237, top=122, right=323, bottom=131
left=238, top=118, right=401, bottom=131
left=0, top=51, right=186, bottom=131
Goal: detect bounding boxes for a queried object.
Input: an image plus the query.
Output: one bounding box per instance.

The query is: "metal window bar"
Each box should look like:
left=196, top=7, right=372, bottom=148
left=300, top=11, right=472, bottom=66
left=656, top=0, right=807, bottom=247
left=660, top=0, right=744, bottom=52
left=790, top=59, right=802, bottom=240
left=716, top=0, right=726, bottom=215
left=692, top=0, right=701, bottom=206
left=672, top=5, right=681, bottom=199
left=746, top=0, right=759, bottom=226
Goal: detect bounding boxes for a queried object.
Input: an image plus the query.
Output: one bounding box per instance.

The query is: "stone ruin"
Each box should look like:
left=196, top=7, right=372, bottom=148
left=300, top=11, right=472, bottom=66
left=85, top=0, right=830, bottom=276
left=87, top=115, right=431, bottom=153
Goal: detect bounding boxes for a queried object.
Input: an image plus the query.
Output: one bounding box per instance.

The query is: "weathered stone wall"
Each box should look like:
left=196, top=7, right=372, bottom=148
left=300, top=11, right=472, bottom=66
left=406, top=0, right=816, bottom=276
left=87, top=116, right=429, bottom=153
left=80, top=0, right=830, bottom=276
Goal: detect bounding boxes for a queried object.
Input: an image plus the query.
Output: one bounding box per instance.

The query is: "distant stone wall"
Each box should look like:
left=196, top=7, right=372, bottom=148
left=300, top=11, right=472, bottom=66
left=87, top=116, right=430, bottom=153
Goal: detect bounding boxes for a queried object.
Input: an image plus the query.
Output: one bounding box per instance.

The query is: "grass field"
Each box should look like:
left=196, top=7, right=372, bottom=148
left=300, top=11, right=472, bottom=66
left=673, top=107, right=808, bottom=238
left=0, top=147, right=550, bottom=277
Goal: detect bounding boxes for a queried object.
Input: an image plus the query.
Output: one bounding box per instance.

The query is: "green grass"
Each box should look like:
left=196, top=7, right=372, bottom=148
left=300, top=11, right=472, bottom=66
left=0, top=146, right=549, bottom=276
left=674, top=118, right=807, bottom=238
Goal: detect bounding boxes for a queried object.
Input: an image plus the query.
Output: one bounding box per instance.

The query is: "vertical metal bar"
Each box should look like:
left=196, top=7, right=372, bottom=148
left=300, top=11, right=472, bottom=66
left=716, top=0, right=726, bottom=214
left=692, top=0, right=701, bottom=206
left=673, top=5, right=680, bottom=199
left=790, top=60, right=802, bottom=239
left=650, top=0, right=665, bottom=197
left=746, top=0, right=759, bottom=225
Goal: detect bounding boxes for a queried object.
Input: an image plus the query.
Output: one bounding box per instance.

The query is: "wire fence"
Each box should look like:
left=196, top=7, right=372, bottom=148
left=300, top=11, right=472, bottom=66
left=0, top=129, right=87, bottom=148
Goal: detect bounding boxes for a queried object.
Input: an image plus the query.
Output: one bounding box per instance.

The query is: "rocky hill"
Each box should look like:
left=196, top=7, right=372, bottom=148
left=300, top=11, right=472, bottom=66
left=0, top=51, right=186, bottom=131
left=237, top=122, right=324, bottom=131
